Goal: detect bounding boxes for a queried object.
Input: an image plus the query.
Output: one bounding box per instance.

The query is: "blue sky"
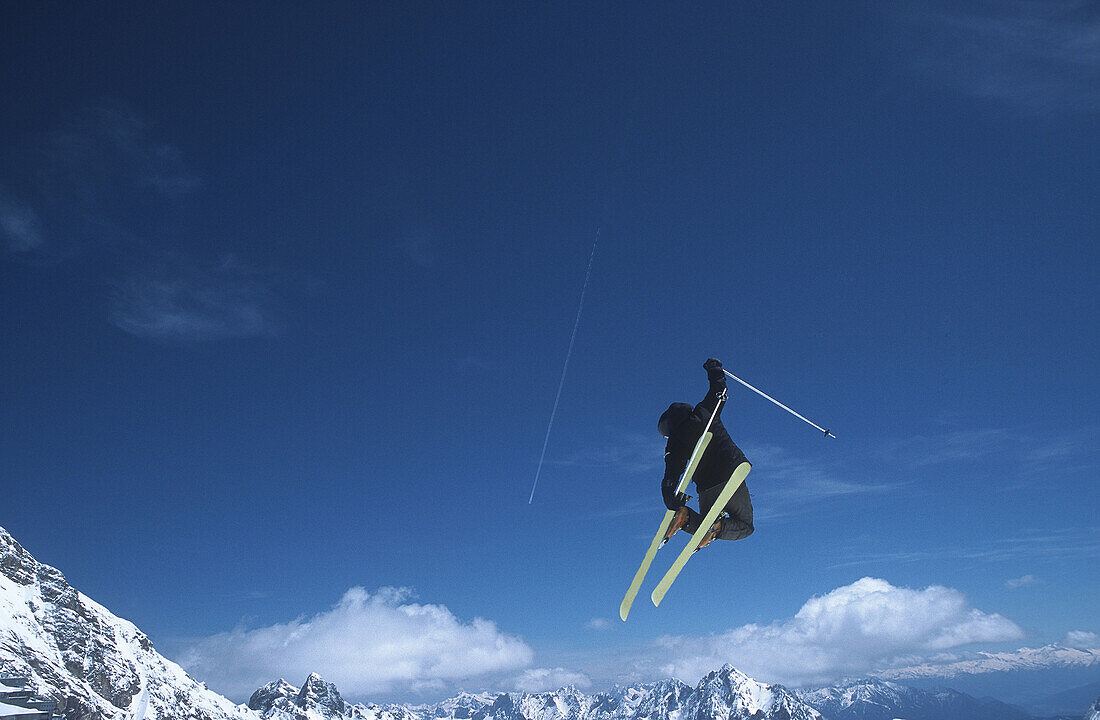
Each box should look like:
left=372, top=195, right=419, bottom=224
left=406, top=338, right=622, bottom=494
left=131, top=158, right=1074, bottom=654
left=2, top=0, right=1097, bottom=704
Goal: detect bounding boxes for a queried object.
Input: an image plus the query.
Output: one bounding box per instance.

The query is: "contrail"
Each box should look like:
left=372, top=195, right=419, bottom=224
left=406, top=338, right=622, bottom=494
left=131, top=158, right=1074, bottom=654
left=529, top=230, right=599, bottom=504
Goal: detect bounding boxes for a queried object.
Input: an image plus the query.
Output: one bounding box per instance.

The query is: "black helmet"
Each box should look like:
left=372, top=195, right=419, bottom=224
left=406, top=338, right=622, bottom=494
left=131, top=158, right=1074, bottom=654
left=658, top=402, right=693, bottom=438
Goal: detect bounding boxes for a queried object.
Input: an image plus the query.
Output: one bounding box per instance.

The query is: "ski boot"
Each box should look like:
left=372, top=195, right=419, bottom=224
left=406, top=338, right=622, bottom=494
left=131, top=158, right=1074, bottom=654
left=695, top=515, right=724, bottom=551
left=662, top=506, right=691, bottom=545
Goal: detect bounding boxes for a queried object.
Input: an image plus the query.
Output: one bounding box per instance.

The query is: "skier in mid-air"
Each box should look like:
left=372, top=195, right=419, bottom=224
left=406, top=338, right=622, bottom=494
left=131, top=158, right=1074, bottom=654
left=658, top=358, right=753, bottom=549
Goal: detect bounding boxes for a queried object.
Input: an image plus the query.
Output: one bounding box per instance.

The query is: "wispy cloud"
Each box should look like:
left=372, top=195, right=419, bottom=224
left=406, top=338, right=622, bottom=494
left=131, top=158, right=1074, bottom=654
left=511, top=667, right=592, bottom=692
left=1005, top=573, right=1041, bottom=588
left=745, top=443, right=899, bottom=521
left=0, top=192, right=43, bottom=253
left=179, top=586, right=533, bottom=702
left=110, top=255, right=281, bottom=342
left=878, top=428, right=1010, bottom=468
left=40, top=103, right=198, bottom=206
left=552, top=432, right=664, bottom=476
left=585, top=618, right=611, bottom=631
left=891, top=0, right=1100, bottom=112
left=3, top=105, right=283, bottom=342
left=584, top=497, right=656, bottom=522
left=1022, top=426, right=1099, bottom=475
left=4, top=104, right=199, bottom=263
left=829, top=527, right=1100, bottom=569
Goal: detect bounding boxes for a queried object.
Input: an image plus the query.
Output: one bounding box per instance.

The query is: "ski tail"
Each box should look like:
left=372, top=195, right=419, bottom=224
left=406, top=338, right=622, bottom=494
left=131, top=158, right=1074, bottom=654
left=619, top=508, right=674, bottom=621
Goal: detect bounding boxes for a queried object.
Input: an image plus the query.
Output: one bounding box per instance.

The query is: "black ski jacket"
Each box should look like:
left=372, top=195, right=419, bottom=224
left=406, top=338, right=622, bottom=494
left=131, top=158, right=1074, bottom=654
left=661, top=370, right=748, bottom=497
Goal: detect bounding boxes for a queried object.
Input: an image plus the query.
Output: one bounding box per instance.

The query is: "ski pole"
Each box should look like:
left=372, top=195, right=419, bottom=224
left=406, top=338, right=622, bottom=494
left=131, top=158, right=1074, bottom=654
left=723, top=369, right=835, bottom=438
left=675, top=387, right=727, bottom=496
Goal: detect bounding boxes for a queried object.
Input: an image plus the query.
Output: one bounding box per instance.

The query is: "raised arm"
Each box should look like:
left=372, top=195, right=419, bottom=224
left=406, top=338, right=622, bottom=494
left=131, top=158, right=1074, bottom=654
left=697, top=357, right=727, bottom=417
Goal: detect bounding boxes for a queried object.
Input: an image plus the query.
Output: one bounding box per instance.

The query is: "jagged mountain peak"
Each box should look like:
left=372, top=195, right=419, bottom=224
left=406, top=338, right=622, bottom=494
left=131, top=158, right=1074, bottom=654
left=1, top=524, right=252, bottom=720
left=298, top=673, right=348, bottom=717
left=249, top=678, right=300, bottom=714
left=691, top=663, right=817, bottom=720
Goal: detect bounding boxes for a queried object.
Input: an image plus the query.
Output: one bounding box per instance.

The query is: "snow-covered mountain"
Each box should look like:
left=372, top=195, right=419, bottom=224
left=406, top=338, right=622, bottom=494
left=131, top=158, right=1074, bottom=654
left=797, top=677, right=1030, bottom=720
left=247, top=673, right=424, bottom=720
left=411, top=691, right=497, bottom=720
left=0, top=526, right=252, bottom=720
left=248, top=667, right=819, bottom=720
left=880, top=645, right=1100, bottom=715
left=464, top=667, right=819, bottom=720
left=1084, top=696, right=1100, bottom=720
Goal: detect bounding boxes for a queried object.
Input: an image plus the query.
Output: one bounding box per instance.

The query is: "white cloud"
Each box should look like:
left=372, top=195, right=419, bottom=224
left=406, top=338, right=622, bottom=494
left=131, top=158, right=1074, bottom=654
left=1064, top=630, right=1100, bottom=649
left=654, top=577, right=1023, bottom=687
left=1005, top=574, right=1040, bottom=588
left=512, top=668, right=592, bottom=692
left=179, top=587, right=534, bottom=702
left=585, top=618, right=611, bottom=631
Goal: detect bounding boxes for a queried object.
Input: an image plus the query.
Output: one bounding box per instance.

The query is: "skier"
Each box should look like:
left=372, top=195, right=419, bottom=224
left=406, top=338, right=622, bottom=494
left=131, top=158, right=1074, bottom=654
left=658, top=358, right=753, bottom=549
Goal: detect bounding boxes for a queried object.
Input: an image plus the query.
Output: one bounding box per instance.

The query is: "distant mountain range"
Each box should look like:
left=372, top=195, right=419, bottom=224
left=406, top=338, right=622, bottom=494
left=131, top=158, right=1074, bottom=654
left=885, top=647, right=1100, bottom=715
left=1, top=525, right=1096, bottom=720
left=797, top=678, right=1030, bottom=720
left=884, top=645, right=1100, bottom=681
left=247, top=673, right=1042, bottom=720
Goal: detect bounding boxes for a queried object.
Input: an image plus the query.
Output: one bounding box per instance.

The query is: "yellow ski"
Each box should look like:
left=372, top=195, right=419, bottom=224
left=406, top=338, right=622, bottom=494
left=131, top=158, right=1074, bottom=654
left=650, top=461, right=751, bottom=608
left=618, top=432, right=713, bottom=621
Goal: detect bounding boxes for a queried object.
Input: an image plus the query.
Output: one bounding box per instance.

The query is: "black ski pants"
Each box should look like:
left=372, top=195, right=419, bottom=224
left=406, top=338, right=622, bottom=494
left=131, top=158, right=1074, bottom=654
left=683, top=478, right=754, bottom=541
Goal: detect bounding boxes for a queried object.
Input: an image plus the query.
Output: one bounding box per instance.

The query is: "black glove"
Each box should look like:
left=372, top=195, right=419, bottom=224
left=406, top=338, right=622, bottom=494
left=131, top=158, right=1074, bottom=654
left=662, top=480, right=689, bottom=511
left=704, top=357, right=723, bottom=379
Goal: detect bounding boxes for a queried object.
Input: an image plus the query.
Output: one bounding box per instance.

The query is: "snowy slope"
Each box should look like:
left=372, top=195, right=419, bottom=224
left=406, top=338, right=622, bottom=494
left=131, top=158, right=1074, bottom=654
left=1085, top=696, right=1100, bottom=720
left=0, top=526, right=254, bottom=720
left=797, top=677, right=1030, bottom=720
